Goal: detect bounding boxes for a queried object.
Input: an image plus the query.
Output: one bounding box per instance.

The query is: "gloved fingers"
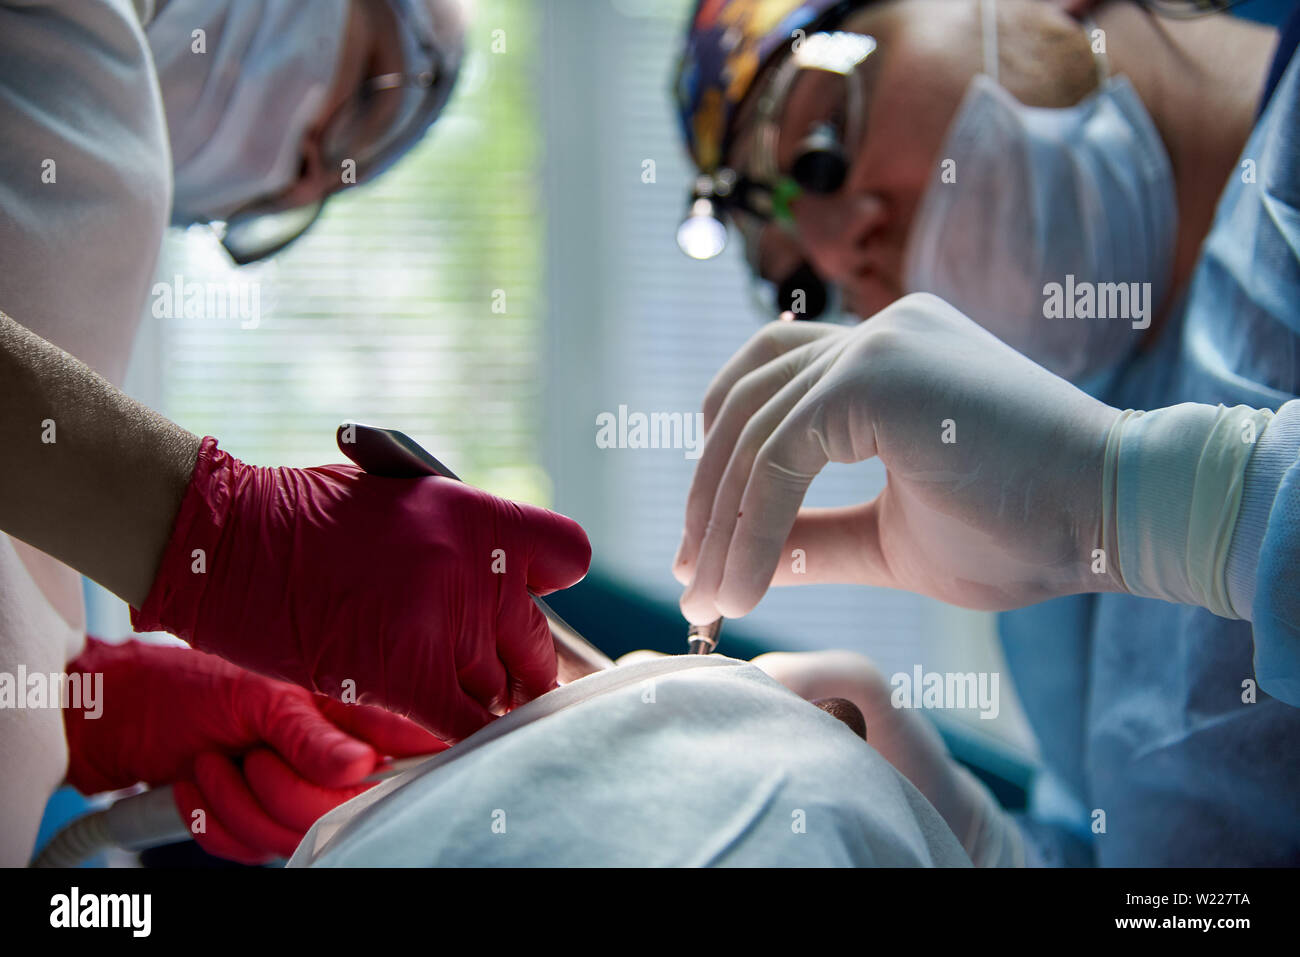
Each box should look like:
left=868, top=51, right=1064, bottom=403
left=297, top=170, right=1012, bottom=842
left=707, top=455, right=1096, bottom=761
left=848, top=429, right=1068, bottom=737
left=498, top=597, right=559, bottom=709
left=485, top=500, right=586, bottom=704
left=255, top=686, right=380, bottom=788
left=700, top=320, right=840, bottom=431
left=767, top=504, right=888, bottom=586
left=314, top=697, right=449, bottom=758
left=680, top=357, right=832, bottom=624
left=453, top=633, right=512, bottom=716
left=675, top=337, right=836, bottom=582
left=191, top=751, right=304, bottom=860
left=715, top=384, right=853, bottom=619
left=172, top=779, right=269, bottom=866
left=510, top=501, right=592, bottom=596
left=817, top=497, right=897, bottom=592
left=243, top=747, right=372, bottom=833
left=412, top=679, right=496, bottom=745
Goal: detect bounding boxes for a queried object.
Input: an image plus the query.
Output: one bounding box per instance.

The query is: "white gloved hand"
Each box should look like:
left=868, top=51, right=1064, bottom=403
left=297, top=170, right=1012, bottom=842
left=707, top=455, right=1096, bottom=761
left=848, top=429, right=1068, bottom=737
left=674, top=293, right=1127, bottom=623
left=751, top=650, right=1024, bottom=867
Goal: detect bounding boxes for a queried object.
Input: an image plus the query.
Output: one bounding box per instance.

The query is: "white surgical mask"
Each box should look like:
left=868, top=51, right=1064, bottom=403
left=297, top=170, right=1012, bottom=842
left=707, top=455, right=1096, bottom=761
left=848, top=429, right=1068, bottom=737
left=902, top=9, right=1177, bottom=383
left=148, top=0, right=350, bottom=225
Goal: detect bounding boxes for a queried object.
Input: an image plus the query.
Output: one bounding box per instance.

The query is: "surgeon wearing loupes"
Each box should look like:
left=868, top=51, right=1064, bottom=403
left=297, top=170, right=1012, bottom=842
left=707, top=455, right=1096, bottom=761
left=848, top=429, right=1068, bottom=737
left=671, top=0, right=1300, bottom=866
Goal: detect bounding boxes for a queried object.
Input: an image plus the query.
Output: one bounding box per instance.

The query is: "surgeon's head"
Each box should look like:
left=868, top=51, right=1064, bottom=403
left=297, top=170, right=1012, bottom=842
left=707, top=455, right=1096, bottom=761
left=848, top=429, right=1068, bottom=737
left=150, top=0, right=466, bottom=264
left=674, top=0, right=1180, bottom=382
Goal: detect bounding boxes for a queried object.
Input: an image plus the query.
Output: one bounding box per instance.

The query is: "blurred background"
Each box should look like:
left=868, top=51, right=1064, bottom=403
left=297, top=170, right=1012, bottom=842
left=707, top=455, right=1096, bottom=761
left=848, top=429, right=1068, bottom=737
left=108, top=0, right=1033, bottom=756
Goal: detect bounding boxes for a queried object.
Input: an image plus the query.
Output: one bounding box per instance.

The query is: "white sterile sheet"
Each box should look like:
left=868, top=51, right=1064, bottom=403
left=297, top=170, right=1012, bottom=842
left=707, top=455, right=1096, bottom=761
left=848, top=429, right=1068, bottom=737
left=289, top=656, right=971, bottom=867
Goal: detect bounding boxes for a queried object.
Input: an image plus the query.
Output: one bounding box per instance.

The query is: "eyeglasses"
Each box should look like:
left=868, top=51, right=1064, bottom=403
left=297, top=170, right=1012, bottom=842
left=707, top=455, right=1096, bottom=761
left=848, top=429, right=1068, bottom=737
left=750, top=31, right=877, bottom=191
left=220, top=69, right=438, bottom=266
left=319, top=70, right=437, bottom=179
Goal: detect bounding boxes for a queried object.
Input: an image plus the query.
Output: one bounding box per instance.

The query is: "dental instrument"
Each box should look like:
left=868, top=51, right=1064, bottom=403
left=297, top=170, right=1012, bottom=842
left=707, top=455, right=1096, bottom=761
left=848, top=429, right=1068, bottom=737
left=687, top=618, right=722, bottom=656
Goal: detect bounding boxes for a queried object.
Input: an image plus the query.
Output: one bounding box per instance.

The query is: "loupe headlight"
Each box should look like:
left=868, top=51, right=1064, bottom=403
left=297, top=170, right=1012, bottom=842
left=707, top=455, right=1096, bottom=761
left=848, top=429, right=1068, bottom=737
left=675, top=171, right=833, bottom=319
left=676, top=171, right=738, bottom=260
left=677, top=197, right=728, bottom=260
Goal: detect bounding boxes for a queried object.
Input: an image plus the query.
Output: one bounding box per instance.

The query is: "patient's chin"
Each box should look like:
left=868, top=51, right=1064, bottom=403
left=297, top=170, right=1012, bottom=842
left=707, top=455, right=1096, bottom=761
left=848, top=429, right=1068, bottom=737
left=812, top=697, right=867, bottom=741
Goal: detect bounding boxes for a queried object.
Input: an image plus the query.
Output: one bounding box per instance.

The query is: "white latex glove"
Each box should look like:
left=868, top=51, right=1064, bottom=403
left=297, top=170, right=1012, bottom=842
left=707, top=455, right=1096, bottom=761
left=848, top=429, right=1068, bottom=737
left=751, top=650, right=1024, bottom=867
left=674, top=294, right=1127, bottom=623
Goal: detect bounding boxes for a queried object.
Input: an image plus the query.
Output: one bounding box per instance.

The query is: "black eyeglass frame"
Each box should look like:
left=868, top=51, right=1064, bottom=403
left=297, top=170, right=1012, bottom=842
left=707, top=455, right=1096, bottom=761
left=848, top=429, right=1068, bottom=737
left=218, top=67, right=440, bottom=266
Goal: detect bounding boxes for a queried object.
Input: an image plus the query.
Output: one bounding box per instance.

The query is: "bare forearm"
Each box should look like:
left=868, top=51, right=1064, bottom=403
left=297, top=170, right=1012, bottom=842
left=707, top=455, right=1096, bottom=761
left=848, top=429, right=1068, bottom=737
left=0, top=311, right=200, bottom=606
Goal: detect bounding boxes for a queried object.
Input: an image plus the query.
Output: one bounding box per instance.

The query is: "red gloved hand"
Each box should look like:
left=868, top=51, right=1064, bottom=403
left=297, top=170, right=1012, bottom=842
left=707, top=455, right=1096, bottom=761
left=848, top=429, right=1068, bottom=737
left=64, top=637, right=446, bottom=864
left=132, top=438, right=592, bottom=742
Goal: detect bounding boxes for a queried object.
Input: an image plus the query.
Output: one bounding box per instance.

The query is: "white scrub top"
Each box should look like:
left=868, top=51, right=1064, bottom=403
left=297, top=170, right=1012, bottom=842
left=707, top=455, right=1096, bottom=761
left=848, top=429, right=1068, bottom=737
left=291, top=657, right=971, bottom=867
left=0, top=0, right=170, bottom=863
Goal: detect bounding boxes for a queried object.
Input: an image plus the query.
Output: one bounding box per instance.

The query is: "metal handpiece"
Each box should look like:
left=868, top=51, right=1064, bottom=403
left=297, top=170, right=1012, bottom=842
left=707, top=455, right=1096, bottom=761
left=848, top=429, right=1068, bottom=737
left=687, top=618, right=722, bottom=655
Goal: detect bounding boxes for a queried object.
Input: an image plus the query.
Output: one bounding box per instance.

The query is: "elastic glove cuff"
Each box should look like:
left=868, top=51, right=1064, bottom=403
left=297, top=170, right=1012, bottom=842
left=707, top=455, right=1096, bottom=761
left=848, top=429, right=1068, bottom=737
left=1106, top=403, right=1274, bottom=618
left=130, top=436, right=234, bottom=641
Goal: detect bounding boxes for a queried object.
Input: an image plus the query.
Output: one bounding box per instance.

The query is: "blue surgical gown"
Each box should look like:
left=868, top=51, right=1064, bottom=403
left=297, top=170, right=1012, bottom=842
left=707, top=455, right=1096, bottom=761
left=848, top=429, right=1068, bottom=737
left=1000, top=43, right=1300, bottom=866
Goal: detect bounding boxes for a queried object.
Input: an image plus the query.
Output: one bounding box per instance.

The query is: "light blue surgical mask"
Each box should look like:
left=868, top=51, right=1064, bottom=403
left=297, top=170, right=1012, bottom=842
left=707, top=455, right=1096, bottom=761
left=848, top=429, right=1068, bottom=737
left=148, top=0, right=349, bottom=225
left=903, top=1, right=1178, bottom=384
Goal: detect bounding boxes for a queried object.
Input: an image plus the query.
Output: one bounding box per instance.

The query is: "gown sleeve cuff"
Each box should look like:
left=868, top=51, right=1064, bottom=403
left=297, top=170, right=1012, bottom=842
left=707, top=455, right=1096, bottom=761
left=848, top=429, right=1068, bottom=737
left=1226, top=401, right=1300, bottom=621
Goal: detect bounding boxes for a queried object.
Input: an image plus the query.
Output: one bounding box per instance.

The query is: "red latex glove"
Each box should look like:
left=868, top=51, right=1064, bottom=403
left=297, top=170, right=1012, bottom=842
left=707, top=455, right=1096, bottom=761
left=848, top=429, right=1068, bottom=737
left=64, top=637, right=446, bottom=864
left=132, top=437, right=592, bottom=742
